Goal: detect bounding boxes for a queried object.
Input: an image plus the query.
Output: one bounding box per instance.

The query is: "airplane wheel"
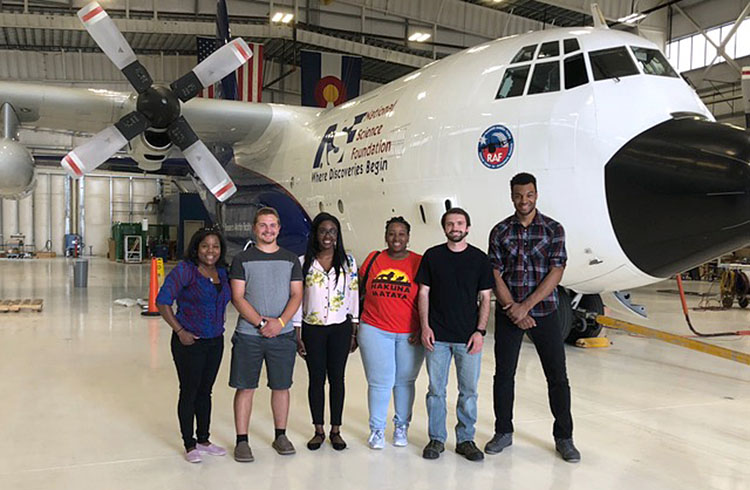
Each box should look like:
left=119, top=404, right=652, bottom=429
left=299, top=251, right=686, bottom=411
left=555, top=287, right=573, bottom=342
left=722, top=295, right=734, bottom=309
left=565, top=294, right=604, bottom=345
left=739, top=296, right=749, bottom=309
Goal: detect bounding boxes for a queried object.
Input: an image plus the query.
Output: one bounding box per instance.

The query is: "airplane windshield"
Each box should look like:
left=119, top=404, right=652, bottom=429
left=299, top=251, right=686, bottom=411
left=511, top=44, right=537, bottom=63
left=528, top=61, right=560, bottom=94
left=564, top=54, right=588, bottom=89
left=563, top=38, right=580, bottom=54
left=589, top=47, right=639, bottom=81
left=630, top=46, right=679, bottom=78
left=538, top=41, right=560, bottom=59
left=496, top=65, right=530, bottom=99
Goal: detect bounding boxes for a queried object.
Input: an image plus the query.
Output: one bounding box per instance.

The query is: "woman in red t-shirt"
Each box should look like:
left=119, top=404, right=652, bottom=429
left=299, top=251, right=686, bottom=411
left=357, top=217, right=424, bottom=449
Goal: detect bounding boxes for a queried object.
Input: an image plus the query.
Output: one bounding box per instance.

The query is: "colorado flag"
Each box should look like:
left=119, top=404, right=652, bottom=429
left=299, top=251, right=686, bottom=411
left=301, top=50, right=362, bottom=108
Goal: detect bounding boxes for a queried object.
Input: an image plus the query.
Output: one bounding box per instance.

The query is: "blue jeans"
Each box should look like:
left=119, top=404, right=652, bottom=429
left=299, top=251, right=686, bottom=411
left=358, top=322, right=425, bottom=430
left=425, top=341, right=482, bottom=444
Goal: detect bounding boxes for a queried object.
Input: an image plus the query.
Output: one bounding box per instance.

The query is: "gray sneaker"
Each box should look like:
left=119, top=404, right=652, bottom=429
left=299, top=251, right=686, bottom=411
left=272, top=434, right=296, bottom=455
left=484, top=433, right=513, bottom=454
left=234, top=441, right=254, bottom=462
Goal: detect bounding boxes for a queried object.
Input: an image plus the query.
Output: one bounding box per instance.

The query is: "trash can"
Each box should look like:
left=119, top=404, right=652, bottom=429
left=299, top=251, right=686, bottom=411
left=73, top=259, right=89, bottom=288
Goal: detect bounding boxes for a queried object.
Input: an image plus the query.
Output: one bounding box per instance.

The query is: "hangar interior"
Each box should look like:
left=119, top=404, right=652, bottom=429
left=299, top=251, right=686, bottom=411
left=0, top=1, right=749, bottom=489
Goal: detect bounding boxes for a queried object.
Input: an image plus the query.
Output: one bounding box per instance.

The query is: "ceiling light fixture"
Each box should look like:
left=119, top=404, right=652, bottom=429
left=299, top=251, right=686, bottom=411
left=617, top=12, right=647, bottom=24
left=409, top=32, right=431, bottom=42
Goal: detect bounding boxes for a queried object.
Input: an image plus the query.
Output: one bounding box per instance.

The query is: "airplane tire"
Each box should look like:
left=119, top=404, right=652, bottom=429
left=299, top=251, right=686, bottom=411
left=565, top=294, right=604, bottom=345
left=556, top=287, right=574, bottom=342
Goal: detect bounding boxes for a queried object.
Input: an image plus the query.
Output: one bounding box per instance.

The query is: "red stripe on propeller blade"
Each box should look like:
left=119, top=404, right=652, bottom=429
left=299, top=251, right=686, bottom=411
left=82, top=6, right=104, bottom=23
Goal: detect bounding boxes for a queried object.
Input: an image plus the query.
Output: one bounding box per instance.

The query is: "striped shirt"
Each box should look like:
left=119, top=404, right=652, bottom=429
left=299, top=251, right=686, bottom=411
left=488, top=211, right=567, bottom=318
left=156, top=261, right=231, bottom=338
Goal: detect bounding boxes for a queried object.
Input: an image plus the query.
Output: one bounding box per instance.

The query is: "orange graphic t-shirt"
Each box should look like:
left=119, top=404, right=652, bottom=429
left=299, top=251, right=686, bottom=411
left=359, top=250, right=422, bottom=334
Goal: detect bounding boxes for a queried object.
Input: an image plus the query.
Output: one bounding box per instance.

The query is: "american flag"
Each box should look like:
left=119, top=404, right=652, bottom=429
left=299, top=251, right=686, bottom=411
left=196, top=36, right=263, bottom=102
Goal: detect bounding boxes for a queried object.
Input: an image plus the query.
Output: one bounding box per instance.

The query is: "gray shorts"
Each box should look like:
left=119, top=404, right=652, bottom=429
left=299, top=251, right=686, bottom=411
left=229, top=330, right=297, bottom=390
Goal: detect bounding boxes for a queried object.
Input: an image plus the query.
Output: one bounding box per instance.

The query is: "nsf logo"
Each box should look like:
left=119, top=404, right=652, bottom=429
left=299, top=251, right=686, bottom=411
left=477, top=125, right=514, bottom=170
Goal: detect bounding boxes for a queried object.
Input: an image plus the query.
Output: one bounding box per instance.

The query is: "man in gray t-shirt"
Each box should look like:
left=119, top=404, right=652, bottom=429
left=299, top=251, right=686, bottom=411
left=228, top=207, right=303, bottom=462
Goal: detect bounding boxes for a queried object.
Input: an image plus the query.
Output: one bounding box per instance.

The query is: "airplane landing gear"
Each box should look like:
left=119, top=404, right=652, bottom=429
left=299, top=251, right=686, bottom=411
left=555, top=287, right=604, bottom=345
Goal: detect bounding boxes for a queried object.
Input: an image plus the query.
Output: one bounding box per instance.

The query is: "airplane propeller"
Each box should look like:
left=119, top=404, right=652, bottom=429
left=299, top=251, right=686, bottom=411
left=60, top=1, right=250, bottom=202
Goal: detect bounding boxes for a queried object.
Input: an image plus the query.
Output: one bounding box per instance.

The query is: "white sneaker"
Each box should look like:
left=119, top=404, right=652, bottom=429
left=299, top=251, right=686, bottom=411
left=393, top=425, right=408, bottom=447
left=368, top=429, right=385, bottom=449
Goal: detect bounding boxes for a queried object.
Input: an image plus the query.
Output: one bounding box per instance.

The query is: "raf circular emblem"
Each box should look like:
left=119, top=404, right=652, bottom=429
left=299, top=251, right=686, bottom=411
left=477, top=124, right=514, bottom=169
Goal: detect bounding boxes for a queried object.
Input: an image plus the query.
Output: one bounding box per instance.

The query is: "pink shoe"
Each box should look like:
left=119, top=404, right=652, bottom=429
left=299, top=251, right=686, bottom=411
left=185, top=448, right=202, bottom=463
left=196, top=442, right=227, bottom=456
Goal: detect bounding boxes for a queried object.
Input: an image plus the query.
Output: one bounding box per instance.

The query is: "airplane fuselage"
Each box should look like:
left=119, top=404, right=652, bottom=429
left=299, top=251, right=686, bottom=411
left=231, top=28, right=716, bottom=294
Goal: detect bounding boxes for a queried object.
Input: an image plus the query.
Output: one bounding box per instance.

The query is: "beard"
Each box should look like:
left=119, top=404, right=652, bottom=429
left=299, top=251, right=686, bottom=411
left=446, top=230, right=467, bottom=243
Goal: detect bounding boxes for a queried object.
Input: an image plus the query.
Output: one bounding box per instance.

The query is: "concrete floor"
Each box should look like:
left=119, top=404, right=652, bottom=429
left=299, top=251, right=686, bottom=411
left=0, top=258, right=748, bottom=490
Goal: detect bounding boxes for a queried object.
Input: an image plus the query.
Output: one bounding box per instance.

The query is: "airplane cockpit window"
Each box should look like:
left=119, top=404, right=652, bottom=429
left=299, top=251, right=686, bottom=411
left=511, top=44, right=537, bottom=63
left=528, top=61, right=560, bottom=94
left=630, top=46, right=679, bottom=78
left=564, top=54, right=588, bottom=89
left=588, top=47, right=639, bottom=81
left=538, top=41, right=560, bottom=58
left=496, top=65, right=530, bottom=99
left=563, top=38, right=580, bottom=54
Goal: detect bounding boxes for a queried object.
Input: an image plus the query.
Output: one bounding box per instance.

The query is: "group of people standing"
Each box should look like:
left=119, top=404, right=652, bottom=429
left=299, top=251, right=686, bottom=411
left=156, top=172, right=581, bottom=465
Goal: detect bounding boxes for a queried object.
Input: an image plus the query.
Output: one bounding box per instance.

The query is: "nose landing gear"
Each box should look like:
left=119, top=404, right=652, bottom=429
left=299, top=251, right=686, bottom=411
left=556, top=287, right=604, bottom=344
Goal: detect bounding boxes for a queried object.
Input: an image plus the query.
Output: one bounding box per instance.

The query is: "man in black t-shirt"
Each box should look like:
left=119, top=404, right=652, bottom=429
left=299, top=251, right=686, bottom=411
left=415, top=207, right=494, bottom=462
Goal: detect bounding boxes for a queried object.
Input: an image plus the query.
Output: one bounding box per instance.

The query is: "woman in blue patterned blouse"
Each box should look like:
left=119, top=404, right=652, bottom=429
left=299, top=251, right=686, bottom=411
left=157, top=228, right=232, bottom=463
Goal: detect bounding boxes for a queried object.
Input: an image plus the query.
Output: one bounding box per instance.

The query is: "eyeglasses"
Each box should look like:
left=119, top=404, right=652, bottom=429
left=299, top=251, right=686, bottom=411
left=318, top=228, right=338, bottom=237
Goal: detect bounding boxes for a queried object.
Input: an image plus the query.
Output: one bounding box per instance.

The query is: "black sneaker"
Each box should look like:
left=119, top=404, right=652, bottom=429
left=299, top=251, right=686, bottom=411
left=484, top=433, right=512, bottom=455
left=422, top=439, right=445, bottom=460
left=555, top=438, right=581, bottom=463
left=456, top=441, right=484, bottom=462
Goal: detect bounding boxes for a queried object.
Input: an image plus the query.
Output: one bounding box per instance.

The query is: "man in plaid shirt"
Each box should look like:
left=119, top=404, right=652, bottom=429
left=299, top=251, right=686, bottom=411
left=484, top=172, right=580, bottom=463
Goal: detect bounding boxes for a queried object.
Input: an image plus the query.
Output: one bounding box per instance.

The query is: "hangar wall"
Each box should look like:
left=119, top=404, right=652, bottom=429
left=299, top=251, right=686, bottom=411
left=1, top=172, right=163, bottom=257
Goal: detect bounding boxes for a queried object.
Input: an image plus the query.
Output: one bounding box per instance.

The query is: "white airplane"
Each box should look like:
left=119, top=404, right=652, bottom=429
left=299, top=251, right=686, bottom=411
left=2, top=2, right=750, bottom=342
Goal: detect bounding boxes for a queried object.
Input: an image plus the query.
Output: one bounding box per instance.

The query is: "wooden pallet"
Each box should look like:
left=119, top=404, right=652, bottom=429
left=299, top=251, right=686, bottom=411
left=0, top=299, right=44, bottom=312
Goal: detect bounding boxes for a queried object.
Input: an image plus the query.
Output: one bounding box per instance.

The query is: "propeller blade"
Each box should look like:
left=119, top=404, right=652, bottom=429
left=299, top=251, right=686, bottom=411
left=78, top=2, right=153, bottom=92
left=61, top=111, right=149, bottom=177
left=167, top=117, right=236, bottom=202
left=742, top=66, right=749, bottom=129
left=170, top=38, right=252, bottom=102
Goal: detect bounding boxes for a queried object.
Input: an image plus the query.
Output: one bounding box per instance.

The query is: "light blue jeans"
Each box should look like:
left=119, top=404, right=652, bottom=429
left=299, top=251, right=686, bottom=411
left=358, top=322, right=425, bottom=431
left=425, top=341, right=482, bottom=444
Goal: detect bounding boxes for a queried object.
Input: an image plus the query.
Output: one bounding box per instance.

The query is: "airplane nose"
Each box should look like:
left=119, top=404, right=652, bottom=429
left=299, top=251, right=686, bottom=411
left=605, top=117, right=750, bottom=278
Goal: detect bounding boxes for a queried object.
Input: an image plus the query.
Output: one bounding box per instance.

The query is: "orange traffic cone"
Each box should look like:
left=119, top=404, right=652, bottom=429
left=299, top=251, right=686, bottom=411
left=142, top=257, right=161, bottom=317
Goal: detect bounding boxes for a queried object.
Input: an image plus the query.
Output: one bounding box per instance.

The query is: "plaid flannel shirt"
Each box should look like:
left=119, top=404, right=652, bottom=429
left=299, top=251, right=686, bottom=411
left=488, top=211, right=567, bottom=317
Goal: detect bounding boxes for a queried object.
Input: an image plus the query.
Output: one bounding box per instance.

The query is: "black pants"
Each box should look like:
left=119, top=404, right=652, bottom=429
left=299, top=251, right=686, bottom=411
left=302, top=320, right=352, bottom=426
left=493, top=311, right=573, bottom=439
left=170, top=333, right=224, bottom=450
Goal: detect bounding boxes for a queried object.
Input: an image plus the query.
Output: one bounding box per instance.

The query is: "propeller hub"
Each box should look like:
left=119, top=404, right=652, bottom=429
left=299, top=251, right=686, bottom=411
left=136, top=86, right=181, bottom=128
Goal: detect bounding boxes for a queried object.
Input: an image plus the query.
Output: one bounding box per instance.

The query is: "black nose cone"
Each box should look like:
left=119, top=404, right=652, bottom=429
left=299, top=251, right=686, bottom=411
left=605, top=117, right=750, bottom=278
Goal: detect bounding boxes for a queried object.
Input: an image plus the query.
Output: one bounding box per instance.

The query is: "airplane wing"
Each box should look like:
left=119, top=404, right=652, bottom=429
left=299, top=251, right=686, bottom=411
left=0, top=80, right=311, bottom=146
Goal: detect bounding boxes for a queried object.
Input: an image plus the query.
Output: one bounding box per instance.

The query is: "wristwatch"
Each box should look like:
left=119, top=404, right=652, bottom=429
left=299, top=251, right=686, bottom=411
left=257, top=319, right=268, bottom=329
left=474, top=328, right=487, bottom=337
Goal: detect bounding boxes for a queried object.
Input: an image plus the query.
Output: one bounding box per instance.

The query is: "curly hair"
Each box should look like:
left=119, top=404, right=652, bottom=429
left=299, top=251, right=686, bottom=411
left=385, top=216, right=411, bottom=234
left=186, top=227, right=227, bottom=268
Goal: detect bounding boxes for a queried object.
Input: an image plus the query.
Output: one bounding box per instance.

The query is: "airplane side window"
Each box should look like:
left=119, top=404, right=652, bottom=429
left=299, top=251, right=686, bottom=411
left=589, top=47, right=639, bottom=81
left=538, top=41, right=560, bottom=59
left=563, top=38, right=580, bottom=54
left=511, top=44, right=537, bottom=63
left=564, top=54, right=588, bottom=89
left=527, top=61, right=560, bottom=94
left=496, top=65, right=530, bottom=99
left=630, top=46, right=679, bottom=78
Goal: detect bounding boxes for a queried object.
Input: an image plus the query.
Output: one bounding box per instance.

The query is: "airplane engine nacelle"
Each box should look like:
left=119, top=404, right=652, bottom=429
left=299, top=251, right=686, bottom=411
left=127, top=129, right=173, bottom=172
left=0, top=138, right=36, bottom=199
